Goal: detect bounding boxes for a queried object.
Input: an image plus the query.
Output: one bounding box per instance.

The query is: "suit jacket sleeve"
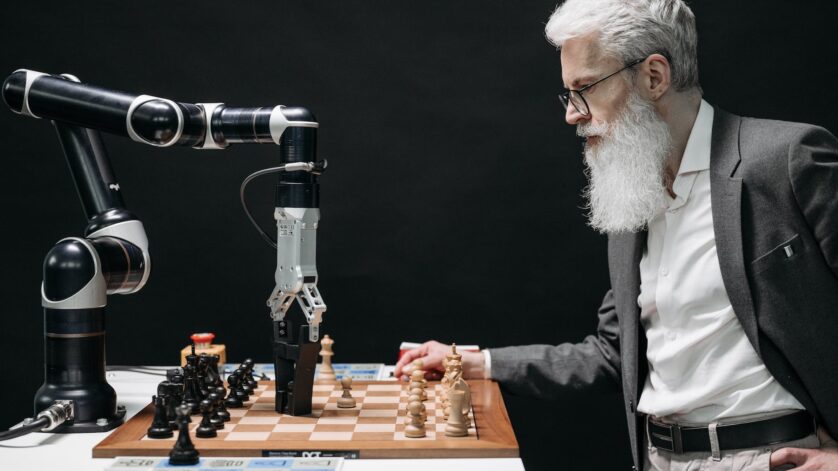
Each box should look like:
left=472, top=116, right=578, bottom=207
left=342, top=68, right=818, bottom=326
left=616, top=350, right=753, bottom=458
left=788, top=125, right=838, bottom=276
left=486, top=289, right=622, bottom=398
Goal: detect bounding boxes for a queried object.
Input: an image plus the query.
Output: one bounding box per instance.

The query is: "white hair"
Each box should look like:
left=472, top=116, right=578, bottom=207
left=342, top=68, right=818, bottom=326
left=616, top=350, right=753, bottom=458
left=545, top=0, right=700, bottom=92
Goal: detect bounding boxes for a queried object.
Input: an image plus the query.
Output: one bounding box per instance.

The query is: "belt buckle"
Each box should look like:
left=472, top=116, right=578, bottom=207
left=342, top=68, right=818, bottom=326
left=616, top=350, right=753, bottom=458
left=649, top=419, right=684, bottom=454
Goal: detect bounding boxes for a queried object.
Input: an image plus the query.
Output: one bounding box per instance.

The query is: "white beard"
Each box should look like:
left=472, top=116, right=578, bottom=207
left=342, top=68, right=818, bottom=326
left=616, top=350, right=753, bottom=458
left=578, top=91, right=672, bottom=234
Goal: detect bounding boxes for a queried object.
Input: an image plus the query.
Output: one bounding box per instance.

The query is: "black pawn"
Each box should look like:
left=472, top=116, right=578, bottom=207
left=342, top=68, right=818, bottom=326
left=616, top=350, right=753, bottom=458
left=169, top=405, right=199, bottom=466
left=195, top=399, right=217, bottom=438
left=236, top=367, right=253, bottom=397
left=243, top=359, right=258, bottom=389
left=207, top=355, right=222, bottom=388
left=233, top=368, right=251, bottom=401
left=147, top=395, right=174, bottom=439
left=215, top=387, right=231, bottom=422
left=224, top=374, right=243, bottom=408
left=208, top=391, right=224, bottom=429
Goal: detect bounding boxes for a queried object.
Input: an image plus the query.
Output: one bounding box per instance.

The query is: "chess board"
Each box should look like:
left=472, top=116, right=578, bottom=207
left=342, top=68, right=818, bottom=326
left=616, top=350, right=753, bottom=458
left=93, top=380, right=518, bottom=459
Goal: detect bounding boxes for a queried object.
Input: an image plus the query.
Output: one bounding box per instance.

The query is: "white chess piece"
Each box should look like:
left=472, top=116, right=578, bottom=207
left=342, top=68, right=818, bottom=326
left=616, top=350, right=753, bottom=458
left=441, top=345, right=462, bottom=412
left=444, top=389, right=468, bottom=437
left=318, top=335, right=336, bottom=381
left=405, top=392, right=427, bottom=424
left=337, top=377, right=356, bottom=408
left=409, top=370, right=428, bottom=402
left=404, top=401, right=427, bottom=438
left=411, top=359, right=426, bottom=378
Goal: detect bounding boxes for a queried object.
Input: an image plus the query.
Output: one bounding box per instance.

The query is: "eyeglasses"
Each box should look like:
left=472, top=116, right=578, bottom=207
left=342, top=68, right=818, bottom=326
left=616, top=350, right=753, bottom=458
left=559, top=57, right=646, bottom=117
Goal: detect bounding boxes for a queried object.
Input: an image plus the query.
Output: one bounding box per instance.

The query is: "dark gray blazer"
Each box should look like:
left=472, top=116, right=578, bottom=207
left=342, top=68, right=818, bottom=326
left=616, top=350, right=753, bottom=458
left=489, top=108, right=838, bottom=470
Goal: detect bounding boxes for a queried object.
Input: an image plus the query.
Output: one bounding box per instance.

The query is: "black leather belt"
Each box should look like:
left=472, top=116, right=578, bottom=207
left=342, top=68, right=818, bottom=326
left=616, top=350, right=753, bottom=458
left=646, top=410, right=815, bottom=454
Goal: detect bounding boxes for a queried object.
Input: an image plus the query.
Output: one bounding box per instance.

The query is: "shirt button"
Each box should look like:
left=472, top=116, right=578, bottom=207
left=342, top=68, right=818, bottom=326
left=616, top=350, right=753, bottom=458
left=661, top=267, right=669, bottom=276
left=666, top=332, right=677, bottom=341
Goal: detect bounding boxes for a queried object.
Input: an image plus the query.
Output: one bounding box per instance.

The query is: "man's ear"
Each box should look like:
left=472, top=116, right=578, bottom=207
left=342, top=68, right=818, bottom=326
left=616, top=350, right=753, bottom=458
left=642, top=53, right=671, bottom=100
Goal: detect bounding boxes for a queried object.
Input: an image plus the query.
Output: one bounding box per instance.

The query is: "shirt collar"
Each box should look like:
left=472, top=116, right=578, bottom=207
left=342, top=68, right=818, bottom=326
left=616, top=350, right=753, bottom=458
left=677, top=99, right=713, bottom=176
left=669, top=100, right=713, bottom=208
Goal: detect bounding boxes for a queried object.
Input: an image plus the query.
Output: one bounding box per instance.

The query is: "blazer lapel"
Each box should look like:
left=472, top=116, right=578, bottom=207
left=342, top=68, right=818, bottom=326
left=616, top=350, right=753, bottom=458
left=609, top=231, right=645, bottom=403
left=709, top=108, right=761, bottom=354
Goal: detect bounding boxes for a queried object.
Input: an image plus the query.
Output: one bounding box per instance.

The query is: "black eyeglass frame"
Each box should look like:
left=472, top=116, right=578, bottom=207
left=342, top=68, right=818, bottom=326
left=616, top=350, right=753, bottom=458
left=559, top=57, right=646, bottom=117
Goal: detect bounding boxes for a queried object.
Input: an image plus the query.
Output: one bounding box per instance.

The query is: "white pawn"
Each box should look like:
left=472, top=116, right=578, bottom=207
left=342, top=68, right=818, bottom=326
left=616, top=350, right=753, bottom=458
left=411, top=359, right=426, bottom=378
left=410, top=370, right=428, bottom=402
left=337, top=377, right=356, bottom=408
left=440, top=374, right=450, bottom=416
left=404, top=401, right=427, bottom=438
left=405, top=392, right=426, bottom=424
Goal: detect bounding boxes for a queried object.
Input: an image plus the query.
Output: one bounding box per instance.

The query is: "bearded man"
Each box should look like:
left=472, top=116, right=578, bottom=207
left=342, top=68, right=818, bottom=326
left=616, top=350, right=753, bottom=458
left=396, top=1, right=838, bottom=470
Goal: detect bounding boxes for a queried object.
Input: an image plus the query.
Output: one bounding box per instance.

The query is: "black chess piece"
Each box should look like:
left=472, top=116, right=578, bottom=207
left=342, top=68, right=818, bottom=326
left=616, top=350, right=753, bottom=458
left=157, top=380, right=184, bottom=429
left=234, top=368, right=251, bottom=401
left=197, top=354, right=212, bottom=398
left=182, top=364, right=202, bottom=414
left=236, top=366, right=253, bottom=396
left=171, top=381, right=185, bottom=427
left=147, top=395, right=174, bottom=439
left=207, top=355, right=222, bottom=388
left=195, top=399, right=217, bottom=438
left=214, top=386, right=231, bottom=422
left=158, top=380, right=181, bottom=402
left=169, top=372, right=185, bottom=396
left=224, top=373, right=243, bottom=408
left=169, top=404, right=200, bottom=466
left=186, top=348, right=204, bottom=395
left=166, top=367, right=184, bottom=382
left=214, top=375, right=226, bottom=399
left=184, top=346, right=200, bottom=398
left=185, top=344, right=198, bottom=367
left=207, top=391, right=224, bottom=429
left=243, top=359, right=258, bottom=389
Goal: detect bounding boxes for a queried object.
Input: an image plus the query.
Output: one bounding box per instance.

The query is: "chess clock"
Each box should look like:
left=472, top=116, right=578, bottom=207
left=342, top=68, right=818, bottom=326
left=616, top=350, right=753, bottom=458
left=2, top=69, right=329, bottom=432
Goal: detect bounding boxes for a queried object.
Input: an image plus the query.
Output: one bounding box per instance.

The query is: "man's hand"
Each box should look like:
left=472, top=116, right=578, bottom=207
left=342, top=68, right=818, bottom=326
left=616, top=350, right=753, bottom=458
left=770, top=426, right=838, bottom=470
left=393, top=340, right=485, bottom=381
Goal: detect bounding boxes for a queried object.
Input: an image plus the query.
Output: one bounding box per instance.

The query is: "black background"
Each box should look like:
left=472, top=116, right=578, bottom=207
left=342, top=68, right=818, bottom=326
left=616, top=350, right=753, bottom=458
left=1, top=1, right=837, bottom=469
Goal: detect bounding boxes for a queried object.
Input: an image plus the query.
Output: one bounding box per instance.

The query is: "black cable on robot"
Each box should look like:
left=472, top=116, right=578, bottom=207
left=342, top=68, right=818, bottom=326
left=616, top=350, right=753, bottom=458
left=0, top=417, right=50, bottom=441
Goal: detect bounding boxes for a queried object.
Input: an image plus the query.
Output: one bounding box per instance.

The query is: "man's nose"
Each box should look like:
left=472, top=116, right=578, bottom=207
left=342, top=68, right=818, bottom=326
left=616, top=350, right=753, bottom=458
left=565, top=104, right=587, bottom=126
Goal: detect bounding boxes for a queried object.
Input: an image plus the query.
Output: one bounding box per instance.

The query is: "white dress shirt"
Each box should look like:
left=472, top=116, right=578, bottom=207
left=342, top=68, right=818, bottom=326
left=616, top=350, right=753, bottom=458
left=635, top=100, right=803, bottom=422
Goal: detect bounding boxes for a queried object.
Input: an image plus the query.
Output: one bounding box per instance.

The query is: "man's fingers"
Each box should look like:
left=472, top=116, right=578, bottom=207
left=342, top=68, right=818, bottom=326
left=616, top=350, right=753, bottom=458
left=394, top=348, right=424, bottom=377
left=770, top=447, right=812, bottom=468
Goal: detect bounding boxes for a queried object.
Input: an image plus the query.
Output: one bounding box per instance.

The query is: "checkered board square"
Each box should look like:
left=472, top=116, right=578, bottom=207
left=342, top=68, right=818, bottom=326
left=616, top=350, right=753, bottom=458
left=94, top=379, right=518, bottom=459
left=140, top=382, right=476, bottom=442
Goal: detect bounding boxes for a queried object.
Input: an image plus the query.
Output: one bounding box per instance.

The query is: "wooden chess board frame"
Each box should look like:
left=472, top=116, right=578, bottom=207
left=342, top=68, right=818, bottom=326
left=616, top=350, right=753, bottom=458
left=93, top=380, right=519, bottom=459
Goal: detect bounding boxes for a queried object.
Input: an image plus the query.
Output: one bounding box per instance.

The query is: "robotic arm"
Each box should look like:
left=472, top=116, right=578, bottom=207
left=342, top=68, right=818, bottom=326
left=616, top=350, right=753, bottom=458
left=3, top=69, right=320, bottom=147
left=3, top=69, right=327, bottom=428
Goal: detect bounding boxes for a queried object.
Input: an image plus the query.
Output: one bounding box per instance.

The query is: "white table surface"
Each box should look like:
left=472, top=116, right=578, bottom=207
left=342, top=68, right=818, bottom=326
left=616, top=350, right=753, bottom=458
left=0, top=369, right=524, bottom=471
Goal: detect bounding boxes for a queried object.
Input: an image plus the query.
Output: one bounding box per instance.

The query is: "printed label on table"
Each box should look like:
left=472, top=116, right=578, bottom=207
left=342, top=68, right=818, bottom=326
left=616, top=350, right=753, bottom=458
left=107, top=456, right=342, bottom=471
left=263, top=449, right=359, bottom=459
